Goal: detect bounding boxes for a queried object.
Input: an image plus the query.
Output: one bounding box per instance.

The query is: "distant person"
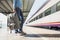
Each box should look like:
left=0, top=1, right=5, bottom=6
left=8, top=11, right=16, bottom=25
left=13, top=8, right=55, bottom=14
left=13, top=0, right=26, bottom=35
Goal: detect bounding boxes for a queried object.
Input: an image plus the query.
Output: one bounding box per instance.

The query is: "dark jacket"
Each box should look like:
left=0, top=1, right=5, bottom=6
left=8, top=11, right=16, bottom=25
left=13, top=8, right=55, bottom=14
left=7, top=13, right=20, bottom=30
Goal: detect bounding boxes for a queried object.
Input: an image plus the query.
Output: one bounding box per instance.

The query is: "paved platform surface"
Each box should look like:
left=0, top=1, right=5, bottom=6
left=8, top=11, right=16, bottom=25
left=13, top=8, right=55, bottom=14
left=23, top=26, right=60, bottom=40
left=0, top=26, right=60, bottom=40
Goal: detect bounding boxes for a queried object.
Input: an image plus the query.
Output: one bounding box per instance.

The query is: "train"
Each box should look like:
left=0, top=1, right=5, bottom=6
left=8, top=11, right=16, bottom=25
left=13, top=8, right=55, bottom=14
left=24, top=0, right=60, bottom=29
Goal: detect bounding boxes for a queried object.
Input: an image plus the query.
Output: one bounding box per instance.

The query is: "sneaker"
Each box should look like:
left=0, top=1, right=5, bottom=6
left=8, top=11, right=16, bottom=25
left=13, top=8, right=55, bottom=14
left=20, top=32, right=26, bottom=36
left=18, top=31, right=21, bottom=33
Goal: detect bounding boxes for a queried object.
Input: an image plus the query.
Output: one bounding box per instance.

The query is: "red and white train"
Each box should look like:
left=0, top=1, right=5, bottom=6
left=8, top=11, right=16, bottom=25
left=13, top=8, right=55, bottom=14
left=24, top=0, right=60, bottom=29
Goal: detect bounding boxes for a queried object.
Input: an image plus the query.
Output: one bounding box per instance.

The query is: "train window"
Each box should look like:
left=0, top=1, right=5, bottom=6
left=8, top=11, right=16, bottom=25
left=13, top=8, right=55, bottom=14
left=45, top=8, right=51, bottom=16
left=29, top=21, right=32, bottom=23
left=56, top=1, right=60, bottom=11
left=30, top=20, right=33, bottom=22
left=32, top=19, right=34, bottom=22
left=33, top=18, right=35, bottom=21
left=36, top=16, right=39, bottom=20
left=39, top=13, right=43, bottom=18
left=33, top=19, right=35, bottom=21
left=30, top=17, right=36, bottom=23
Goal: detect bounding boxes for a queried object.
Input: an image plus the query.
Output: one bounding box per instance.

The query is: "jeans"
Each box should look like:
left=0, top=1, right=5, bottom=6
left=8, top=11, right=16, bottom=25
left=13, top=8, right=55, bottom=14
left=15, top=7, right=24, bottom=32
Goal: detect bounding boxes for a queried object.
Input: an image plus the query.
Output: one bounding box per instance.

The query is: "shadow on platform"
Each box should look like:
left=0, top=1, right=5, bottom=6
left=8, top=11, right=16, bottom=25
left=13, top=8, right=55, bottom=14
left=24, top=34, right=60, bottom=38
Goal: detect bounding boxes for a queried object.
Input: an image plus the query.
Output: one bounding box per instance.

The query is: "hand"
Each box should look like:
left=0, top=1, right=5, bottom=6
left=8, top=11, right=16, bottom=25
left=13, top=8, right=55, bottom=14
left=13, top=10, right=16, bottom=13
